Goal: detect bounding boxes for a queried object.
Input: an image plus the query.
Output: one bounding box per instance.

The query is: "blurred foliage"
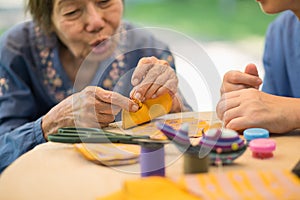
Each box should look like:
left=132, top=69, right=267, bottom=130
left=124, top=0, right=277, bottom=41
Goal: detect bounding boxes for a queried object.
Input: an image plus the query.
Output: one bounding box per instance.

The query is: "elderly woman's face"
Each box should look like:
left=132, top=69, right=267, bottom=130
left=51, top=0, right=123, bottom=60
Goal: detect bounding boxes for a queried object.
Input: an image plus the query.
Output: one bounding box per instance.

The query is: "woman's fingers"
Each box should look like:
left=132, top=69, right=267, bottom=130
left=94, top=87, right=139, bottom=112
left=130, top=56, right=177, bottom=101
left=131, top=57, right=159, bottom=86
left=71, top=86, right=139, bottom=128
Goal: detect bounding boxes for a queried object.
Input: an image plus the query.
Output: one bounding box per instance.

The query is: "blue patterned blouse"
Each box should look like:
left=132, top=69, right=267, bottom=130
left=0, top=21, right=178, bottom=173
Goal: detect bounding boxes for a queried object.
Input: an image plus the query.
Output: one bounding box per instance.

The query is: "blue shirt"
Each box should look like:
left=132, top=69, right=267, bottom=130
left=0, top=21, right=180, bottom=173
left=262, top=11, right=300, bottom=97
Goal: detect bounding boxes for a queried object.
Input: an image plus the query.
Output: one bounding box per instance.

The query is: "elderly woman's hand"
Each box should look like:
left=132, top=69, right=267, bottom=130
left=130, top=56, right=178, bottom=102
left=41, top=86, right=138, bottom=138
left=220, top=63, right=262, bottom=95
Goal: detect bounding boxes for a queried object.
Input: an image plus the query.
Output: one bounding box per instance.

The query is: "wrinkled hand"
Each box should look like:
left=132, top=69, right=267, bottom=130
left=130, top=56, right=178, bottom=101
left=217, top=88, right=300, bottom=133
left=221, top=63, right=262, bottom=95
left=42, top=86, right=138, bottom=138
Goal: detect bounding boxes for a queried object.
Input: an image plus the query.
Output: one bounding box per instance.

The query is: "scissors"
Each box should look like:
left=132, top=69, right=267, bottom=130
left=47, top=127, right=151, bottom=144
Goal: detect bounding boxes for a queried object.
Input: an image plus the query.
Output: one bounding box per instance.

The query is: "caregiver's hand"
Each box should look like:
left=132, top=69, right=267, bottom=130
left=217, top=88, right=300, bottom=133
left=220, top=63, right=262, bottom=95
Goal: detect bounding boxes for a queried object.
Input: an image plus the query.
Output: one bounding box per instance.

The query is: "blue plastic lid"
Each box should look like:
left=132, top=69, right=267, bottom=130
left=243, top=128, right=269, bottom=141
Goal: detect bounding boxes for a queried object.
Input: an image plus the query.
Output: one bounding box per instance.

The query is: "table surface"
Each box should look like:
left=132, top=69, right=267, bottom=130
left=0, top=112, right=299, bottom=200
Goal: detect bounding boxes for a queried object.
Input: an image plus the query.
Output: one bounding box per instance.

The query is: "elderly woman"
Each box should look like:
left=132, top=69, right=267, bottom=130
left=0, top=0, right=189, bottom=173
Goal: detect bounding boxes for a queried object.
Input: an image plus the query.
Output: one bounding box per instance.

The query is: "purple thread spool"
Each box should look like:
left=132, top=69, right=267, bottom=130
left=140, top=143, right=165, bottom=177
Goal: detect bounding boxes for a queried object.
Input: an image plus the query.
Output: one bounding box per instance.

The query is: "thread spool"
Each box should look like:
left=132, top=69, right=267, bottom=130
left=140, top=143, right=165, bottom=177
left=183, top=153, right=209, bottom=174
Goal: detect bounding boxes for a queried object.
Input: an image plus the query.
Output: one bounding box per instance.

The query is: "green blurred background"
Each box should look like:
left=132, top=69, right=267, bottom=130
left=124, top=0, right=277, bottom=41
left=0, top=0, right=277, bottom=41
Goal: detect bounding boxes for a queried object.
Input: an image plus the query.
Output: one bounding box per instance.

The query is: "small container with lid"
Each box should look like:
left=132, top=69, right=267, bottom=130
left=249, top=138, right=276, bottom=159
left=243, top=128, right=269, bottom=143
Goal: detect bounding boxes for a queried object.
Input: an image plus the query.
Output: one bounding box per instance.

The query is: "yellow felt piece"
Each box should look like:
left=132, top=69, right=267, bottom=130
left=98, top=176, right=201, bottom=200
left=73, top=143, right=140, bottom=166
left=178, top=170, right=300, bottom=200
left=99, top=170, right=300, bottom=200
left=98, top=191, right=124, bottom=200
left=202, top=122, right=222, bottom=133
left=122, top=93, right=172, bottom=129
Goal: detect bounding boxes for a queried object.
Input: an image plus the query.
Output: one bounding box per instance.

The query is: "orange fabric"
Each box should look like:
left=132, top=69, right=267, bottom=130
left=98, top=170, right=300, bottom=200
left=178, top=170, right=300, bottom=200
left=98, top=176, right=201, bottom=200
left=122, top=93, right=172, bottom=129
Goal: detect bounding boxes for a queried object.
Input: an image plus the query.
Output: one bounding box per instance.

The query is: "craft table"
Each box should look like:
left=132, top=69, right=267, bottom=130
left=0, top=112, right=299, bottom=200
